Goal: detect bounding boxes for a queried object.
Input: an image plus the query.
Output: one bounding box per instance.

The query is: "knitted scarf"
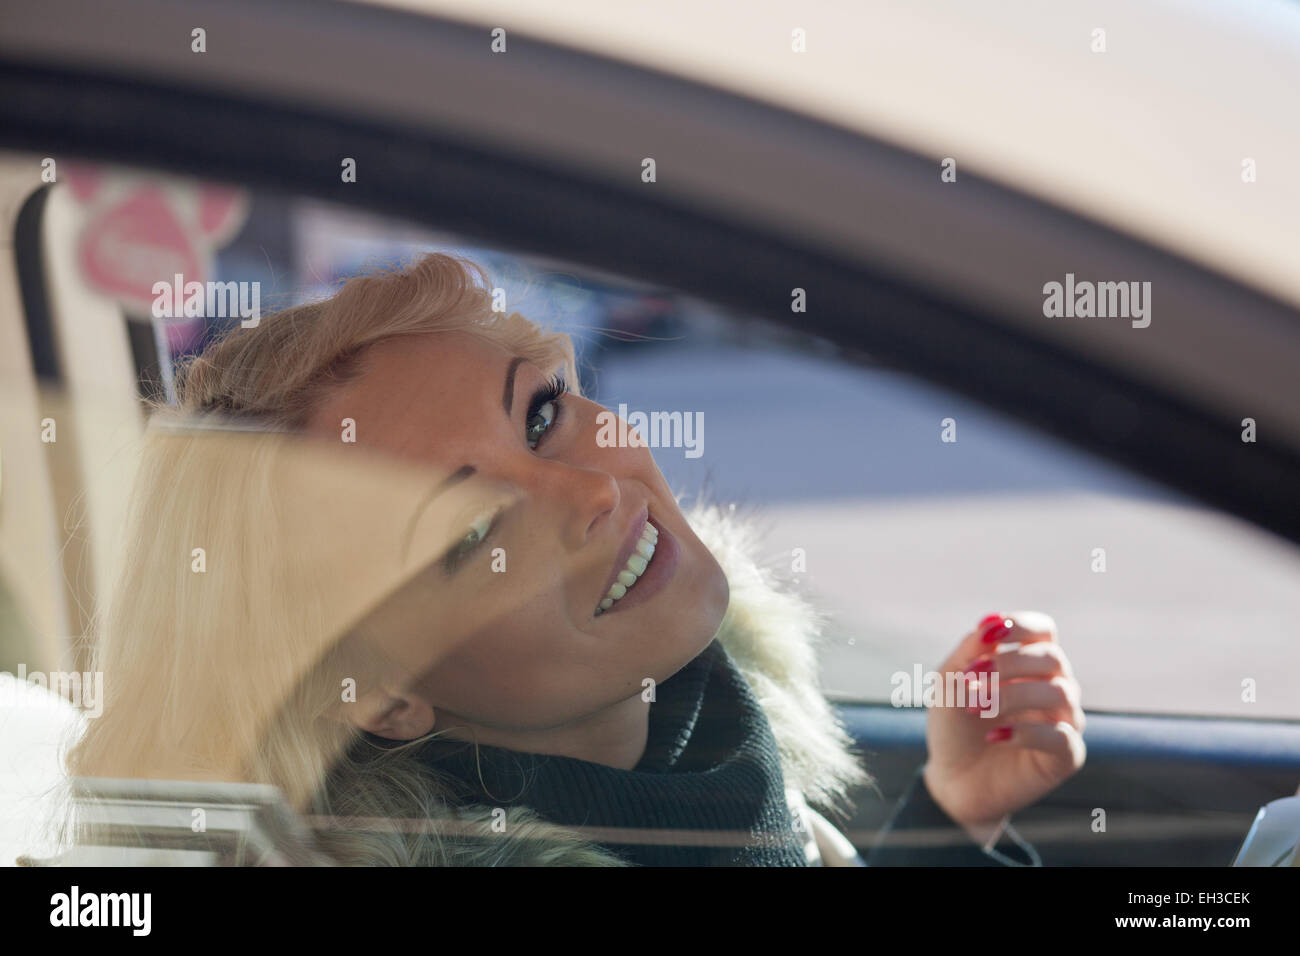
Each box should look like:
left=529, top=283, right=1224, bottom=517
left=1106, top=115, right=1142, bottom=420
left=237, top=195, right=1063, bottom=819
left=403, top=637, right=807, bottom=866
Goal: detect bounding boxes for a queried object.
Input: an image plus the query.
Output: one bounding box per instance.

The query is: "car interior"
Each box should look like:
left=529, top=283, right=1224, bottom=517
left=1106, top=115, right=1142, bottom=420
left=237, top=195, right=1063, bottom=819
left=2, top=0, right=1299, bottom=869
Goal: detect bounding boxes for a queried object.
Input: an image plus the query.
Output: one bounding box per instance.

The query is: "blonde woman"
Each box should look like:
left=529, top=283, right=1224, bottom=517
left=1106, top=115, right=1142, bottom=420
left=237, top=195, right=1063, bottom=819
left=61, top=253, right=1085, bottom=866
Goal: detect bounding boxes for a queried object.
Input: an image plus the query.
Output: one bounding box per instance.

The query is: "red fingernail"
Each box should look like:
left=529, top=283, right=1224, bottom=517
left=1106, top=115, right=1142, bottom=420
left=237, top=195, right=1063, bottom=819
left=979, top=616, right=1014, bottom=644
left=985, top=726, right=1013, bottom=743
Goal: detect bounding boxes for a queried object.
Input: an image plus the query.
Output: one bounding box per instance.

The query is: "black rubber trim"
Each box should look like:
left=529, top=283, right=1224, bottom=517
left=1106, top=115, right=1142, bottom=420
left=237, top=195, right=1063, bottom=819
left=13, top=184, right=56, bottom=381
left=0, top=62, right=1297, bottom=544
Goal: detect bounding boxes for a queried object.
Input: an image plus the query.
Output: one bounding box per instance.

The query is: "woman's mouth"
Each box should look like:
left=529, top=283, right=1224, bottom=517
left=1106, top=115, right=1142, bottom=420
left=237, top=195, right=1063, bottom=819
left=593, top=513, right=679, bottom=617
left=594, top=519, right=658, bottom=616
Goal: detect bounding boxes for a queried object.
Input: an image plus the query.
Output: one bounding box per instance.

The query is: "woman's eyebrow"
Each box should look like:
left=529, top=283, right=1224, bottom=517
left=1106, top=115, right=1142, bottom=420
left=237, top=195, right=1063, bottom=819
left=502, top=356, right=525, bottom=416
left=434, top=464, right=476, bottom=495
left=401, top=464, right=478, bottom=564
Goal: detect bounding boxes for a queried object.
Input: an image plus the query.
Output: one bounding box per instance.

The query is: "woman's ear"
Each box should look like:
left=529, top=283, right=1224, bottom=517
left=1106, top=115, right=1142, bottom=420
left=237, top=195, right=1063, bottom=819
left=337, top=686, right=436, bottom=741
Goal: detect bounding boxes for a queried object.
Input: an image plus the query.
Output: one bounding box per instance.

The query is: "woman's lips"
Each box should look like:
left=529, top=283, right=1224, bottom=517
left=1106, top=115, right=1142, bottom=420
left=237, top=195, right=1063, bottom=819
left=596, top=514, right=679, bottom=617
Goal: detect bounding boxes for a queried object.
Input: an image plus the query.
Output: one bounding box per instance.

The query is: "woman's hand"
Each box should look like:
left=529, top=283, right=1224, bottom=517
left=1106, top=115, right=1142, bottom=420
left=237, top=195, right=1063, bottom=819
left=923, top=611, right=1086, bottom=844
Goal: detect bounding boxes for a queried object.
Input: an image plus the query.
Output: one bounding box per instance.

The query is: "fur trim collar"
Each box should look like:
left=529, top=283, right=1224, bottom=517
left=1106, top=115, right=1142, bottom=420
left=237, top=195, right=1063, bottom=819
left=689, top=502, right=871, bottom=811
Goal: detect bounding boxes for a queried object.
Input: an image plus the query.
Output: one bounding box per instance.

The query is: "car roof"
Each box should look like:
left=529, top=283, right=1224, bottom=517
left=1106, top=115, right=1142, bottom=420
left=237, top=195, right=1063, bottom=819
left=371, top=0, right=1300, bottom=311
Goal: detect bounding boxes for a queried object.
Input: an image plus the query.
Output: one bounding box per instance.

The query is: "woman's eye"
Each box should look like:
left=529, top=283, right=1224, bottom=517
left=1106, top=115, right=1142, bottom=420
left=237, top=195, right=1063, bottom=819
left=524, top=375, right=567, bottom=450
left=444, top=511, right=495, bottom=572
left=526, top=400, right=557, bottom=449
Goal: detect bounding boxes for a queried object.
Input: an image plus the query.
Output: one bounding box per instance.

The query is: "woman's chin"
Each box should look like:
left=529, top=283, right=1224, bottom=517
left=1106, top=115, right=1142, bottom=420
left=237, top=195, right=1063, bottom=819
left=684, top=547, right=730, bottom=653
left=638, top=547, right=729, bottom=680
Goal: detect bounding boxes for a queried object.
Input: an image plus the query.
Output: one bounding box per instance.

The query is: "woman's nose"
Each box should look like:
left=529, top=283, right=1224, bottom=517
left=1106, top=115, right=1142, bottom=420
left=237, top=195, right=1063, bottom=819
left=567, top=466, right=620, bottom=549
left=551, top=397, right=638, bottom=549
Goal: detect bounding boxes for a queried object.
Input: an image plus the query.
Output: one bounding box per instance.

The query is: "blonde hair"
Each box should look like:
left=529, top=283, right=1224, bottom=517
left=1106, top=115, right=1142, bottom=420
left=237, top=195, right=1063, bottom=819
left=61, top=253, right=624, bottom=865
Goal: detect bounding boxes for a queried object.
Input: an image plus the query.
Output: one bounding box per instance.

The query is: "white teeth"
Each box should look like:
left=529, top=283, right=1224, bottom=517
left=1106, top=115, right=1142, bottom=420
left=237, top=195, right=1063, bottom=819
left=594, top=521, right=659, bottom=616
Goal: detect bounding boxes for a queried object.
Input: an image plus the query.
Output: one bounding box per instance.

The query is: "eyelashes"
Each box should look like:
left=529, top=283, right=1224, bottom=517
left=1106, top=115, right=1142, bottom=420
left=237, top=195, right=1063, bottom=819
left=525, top=374, right=567, bottom=450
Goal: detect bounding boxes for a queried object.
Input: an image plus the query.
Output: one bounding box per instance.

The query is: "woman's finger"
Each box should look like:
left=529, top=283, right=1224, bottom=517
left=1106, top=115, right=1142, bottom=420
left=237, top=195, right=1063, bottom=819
left=970, top=675, right=1084, bottom=730
left=939, top=610, right=1063, bottom=681
left=965, top=640, right=1075, bottom=683
left=941, top=611, right=1033, bottom=671
left=986, top=720, right=1087, bottom=767
left=1002, top=609, right=1058, bottom=646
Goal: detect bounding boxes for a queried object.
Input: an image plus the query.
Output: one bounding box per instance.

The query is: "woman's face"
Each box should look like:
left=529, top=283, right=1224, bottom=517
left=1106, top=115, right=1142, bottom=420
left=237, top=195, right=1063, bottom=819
left=305, top=330, right=729, bottom=739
